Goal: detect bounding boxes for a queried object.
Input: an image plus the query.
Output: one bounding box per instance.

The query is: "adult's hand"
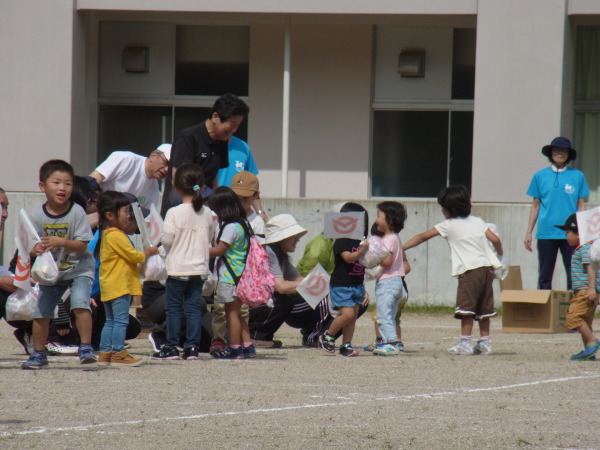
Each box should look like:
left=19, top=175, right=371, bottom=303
left=524, top=232, right=533, bottom=252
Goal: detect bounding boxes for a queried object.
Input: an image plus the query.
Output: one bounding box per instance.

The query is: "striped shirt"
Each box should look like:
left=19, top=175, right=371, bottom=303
left=571, top=241, right=600, bottom=292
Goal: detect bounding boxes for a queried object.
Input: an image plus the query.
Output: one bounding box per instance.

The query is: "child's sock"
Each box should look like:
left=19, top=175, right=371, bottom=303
left=79, top=344, right=93, bottom=351
left=479, top=336, right=490, bottom=343
left=460, top=335, right=471, bottom=343
left=243, top=342, right=253, bottom=348
left=375, top=337, right=383, bottom=344
left=230, top=344, right=241, bottom=349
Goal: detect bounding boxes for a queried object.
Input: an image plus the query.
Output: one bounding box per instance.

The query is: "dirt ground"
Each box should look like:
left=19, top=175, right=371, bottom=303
left=1, top=313, right=599, bottom=449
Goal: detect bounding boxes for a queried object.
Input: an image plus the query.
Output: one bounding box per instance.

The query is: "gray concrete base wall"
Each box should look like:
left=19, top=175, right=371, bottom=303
left=1, top=193, right=567, bottom=306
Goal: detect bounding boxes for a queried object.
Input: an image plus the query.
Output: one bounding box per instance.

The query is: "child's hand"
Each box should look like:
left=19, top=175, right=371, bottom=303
left=41, top=236, right=66, bottom=251
left=362, top=291, right=370, bottom=307
left=357, top=240, right=369, bottom=255
left=587, top=288, right=598, bottom=302
left=143, top=245, right=159, bottom=259
left=31, top=242, right=45, bottom=256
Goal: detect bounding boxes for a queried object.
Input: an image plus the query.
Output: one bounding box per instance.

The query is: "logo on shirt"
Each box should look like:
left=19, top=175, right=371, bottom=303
left=235, top=160, right=245, bottom=172
left=200, top=153, right=208, bottom=158
left=564, top=184, right=575, bottom=195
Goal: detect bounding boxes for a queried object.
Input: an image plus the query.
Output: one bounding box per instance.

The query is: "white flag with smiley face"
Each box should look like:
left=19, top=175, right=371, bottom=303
left=323, top=212, right=365, bottom=240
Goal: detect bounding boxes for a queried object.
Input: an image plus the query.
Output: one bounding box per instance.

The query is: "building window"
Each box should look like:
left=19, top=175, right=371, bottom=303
left=371, top=27, right=475, bottom=197
left=574, top=26, right=600, bottom=202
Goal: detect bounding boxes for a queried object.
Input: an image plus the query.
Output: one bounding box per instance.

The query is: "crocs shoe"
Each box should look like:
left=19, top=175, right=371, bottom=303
left=571, top=339, right=600, bottom=360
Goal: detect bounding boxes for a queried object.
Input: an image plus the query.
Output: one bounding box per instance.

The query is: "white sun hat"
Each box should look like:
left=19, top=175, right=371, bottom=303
left=265, top=214, right=307, bottom=244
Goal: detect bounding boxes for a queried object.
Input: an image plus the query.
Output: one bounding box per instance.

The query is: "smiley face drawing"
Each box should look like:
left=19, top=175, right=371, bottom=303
left=304, top=274, right=329, bottom=297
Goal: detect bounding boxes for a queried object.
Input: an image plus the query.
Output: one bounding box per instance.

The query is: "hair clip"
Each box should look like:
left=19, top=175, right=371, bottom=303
left=193, top=185, right=200, bottom=192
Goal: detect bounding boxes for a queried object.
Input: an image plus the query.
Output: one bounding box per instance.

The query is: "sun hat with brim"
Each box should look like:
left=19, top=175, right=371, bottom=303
left=554, top=213, right=578, bottom=233
left=265, top=214, right=307, bottom=244
left=541, top=137, right=576, bottom=161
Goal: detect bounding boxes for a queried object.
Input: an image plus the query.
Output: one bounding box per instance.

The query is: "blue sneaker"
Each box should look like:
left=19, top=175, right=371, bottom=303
left=363, top=338, right=383, bottom=352
left=79, top=346, right=98, bottom=365
left=22, top=352, right=49, bottom=370
left=571, top=339, right=600, bottom=360
left=229, top=346, right=244, bottom=360
left=243, top=344, right=257, bottom=359
left=395, top=341, right=405, bottom=352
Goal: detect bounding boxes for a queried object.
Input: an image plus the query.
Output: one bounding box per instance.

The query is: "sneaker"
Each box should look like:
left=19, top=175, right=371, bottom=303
left=209, top=339, right=227, bottom=356
left=111, top=350, right=143, bottom=367
left=243, top=344, right=257, bottom=358
left=473, top=340, right=492, bottom=355
left=14, top=329, right=34, bottom=355
left=183, top=347, right=199, bottom=361
left=320, top=334, right=336, bottom=354
left=373, top=344, right=400, bottom=356
left=148, top=331, right=165, bottom=353
left=21, top=352, right=49, bottom=370
left=571, top=339, right=600, bottom=360
left=302, top=339, right=319, bottom=348
left=79, top=346, right=98, bottom=364
left=152, top=345, right=180, bottom=360
left=211, top=346, right=232, bottom=359
left=448, top=340, right=474, bottom=356
left=98, top=351, right=112, bottom=366
left=395, top=341, right=405, bottom=353
left=339, top=343, right=358, bottom=357
left=46, top=341, right=79, bottom=356
left=229, top=346, right=244, bottom=360
left=363, top=338, right=383, bottom=352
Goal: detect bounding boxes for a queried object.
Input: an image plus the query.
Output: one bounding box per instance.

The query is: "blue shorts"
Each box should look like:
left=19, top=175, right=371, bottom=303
left=33, top=276, right=93, bottom=319
left=330, top=285, right=366, bottom=309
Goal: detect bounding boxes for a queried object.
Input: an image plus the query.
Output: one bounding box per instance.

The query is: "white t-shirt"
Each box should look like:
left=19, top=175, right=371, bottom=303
left=434, top=215, right=500, bottom=277
left=247, top=212, right=266, bottom=244
left=95, top=151, right=159, bottom=209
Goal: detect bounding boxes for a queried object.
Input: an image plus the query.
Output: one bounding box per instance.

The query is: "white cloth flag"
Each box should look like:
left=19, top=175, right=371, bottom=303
left=145, top=204, right=163, bottom=246
left=576, top=206, right=600, bottom=244
left=131, top=203, right=152, bottom=246
left=296, top=263, right=331, bottom=309
left=18, top=209, right=40, bottom=253
left=323, top=212, right=365, bottom=240
left=13, top=236, right=32, bottom=291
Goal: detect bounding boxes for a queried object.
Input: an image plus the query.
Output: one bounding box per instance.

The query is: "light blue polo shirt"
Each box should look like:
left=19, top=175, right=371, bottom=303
left=526, top=166, right=589, bottom=239
left=217, top=136, right=259, bottom=187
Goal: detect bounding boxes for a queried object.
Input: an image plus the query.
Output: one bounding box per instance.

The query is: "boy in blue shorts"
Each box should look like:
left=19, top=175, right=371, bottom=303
left=22, top=160, right=97, bottom=369
left=555, top=214, right=600, bottom=360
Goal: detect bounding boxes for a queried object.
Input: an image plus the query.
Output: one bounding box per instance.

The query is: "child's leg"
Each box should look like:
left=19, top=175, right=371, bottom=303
left=240, top=306, right=251, bottom=344
left=32, top=318, right=51, bottom=352
left=69, top=277, right=94, bottom=346
left=327, top=306, right=354, bottom=336
left=478, top=317, right=490, bottom=338
left=460, top=316, right=474, bottom=336
left=340, top=305, right=359, bottom=343
left=375, top=277, right=402, bottom=343
left=165, top=277, right=185, bottom=347
left=225, top=300, right=242, bottom=345
left=375, top=323, right=382, bottom=339
left=99, top=300, right=115, bottom=353
left=181, top=276, right=203, bottom=349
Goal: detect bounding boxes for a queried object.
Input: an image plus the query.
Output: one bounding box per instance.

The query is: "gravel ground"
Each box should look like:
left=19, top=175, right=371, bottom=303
left=1, top=313, right=599, bottom=449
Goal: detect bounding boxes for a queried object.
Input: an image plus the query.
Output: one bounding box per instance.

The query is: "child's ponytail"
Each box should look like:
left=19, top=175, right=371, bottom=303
left=174, top=163, right=205, bottom=212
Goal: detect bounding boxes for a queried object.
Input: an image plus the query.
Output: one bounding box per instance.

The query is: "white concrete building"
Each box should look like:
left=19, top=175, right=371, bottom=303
left=2, top=0, right=600, bottom=302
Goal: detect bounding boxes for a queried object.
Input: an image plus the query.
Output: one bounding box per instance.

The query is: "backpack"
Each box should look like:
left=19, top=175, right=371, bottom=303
left=219, top=220, right=275, bottom=307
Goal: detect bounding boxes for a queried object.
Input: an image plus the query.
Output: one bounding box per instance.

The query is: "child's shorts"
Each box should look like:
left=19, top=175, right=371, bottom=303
left=215, top=281, right=238, bottom=304
left=330, top=285, right=366, bottom=309
left=33, top=276, right=93, bottom=319
left=567, top=290, right=597, bottom=330
left=454, top=266, right=496, bottom=320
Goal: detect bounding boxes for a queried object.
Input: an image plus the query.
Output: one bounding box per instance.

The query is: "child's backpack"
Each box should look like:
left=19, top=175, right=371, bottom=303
left=219, top=220, right=275, bottom=307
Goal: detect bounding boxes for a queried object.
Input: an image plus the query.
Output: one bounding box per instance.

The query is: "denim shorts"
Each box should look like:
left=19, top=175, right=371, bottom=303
left=329, top=285, right=366, bottom=309
left=215, top=281, right=238, bottom=304
left=33, top=276, right=93, bottom=319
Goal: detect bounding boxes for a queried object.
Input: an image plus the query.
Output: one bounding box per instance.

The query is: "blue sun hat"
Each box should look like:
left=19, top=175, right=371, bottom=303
left=541, top=137, right=576, bottom=161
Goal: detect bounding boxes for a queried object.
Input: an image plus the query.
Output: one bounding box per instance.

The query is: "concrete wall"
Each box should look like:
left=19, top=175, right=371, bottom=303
left=0, top=0, right=83, bottom=191
left=472, top=0, right=569, bottom=203
left=1, top=193, right=569, bottom=306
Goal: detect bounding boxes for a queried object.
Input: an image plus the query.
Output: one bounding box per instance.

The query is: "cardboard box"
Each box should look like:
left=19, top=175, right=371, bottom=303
left=499, top=266, right=571, bottom=333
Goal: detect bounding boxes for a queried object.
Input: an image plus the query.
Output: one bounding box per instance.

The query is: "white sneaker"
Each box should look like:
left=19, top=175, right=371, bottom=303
left=373, top=344, right=400, bottom=356
left=448, top=340, right=474, bottom=356
left=473, top=340, right=492, bottom=355
left=45, top=341, right=79, bottom=356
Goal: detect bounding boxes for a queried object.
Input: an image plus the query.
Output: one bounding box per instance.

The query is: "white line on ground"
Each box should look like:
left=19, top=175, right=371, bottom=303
left=2, top=373, right=599, bottom=438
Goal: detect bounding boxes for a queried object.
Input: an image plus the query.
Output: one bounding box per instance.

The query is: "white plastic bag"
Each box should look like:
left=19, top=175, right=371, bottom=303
left=202, top=272, right=217, bottom=296
left=31, top=251, right=59, bottom=285
left=358, top=240, right=390, bottom=269
left=6, top=285, right=40, bottom=321
left=364, top=265, right=384, bottom=281
left=590, top=238, right=600, bottom=271
left=143, top=254, right=167, bottom=282
left=297, top=263, right=331, bottom=309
